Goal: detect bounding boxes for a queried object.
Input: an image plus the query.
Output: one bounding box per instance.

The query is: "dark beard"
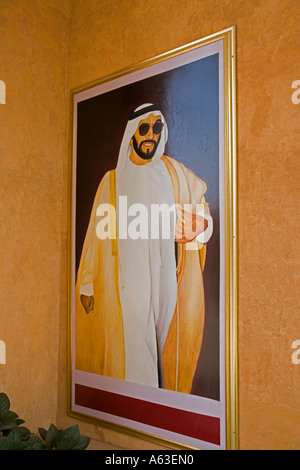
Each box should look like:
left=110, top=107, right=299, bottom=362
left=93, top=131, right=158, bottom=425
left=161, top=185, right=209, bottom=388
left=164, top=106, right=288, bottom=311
left=132, top=134, right=161, bottom=160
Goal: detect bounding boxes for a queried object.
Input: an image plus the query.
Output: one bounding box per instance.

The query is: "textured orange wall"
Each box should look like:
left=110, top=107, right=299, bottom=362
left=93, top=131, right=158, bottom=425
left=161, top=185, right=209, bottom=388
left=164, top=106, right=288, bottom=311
left=0, top=0, right=70, bottom=432
left=60, top=0, right=300, bottom=450
left=1, top=0, right=299, bottom=450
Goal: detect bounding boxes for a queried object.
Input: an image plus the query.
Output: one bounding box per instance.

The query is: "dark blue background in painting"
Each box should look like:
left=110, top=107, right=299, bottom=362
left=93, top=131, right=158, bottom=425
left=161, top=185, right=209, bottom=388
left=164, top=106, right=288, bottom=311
left=76, top=53, right=220, bottom=400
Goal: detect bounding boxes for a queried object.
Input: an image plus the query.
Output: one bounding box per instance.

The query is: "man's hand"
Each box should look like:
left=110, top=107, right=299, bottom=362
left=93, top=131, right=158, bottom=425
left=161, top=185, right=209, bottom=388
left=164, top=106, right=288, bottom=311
left=175, top=206, right=208, bottom=243
left=80, top=294, right=95, bottom=314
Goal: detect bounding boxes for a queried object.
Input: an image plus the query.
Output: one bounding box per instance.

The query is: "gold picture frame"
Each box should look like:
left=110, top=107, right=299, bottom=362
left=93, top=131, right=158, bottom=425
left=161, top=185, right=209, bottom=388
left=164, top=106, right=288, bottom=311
left=67, top=26, right=238, bottom=450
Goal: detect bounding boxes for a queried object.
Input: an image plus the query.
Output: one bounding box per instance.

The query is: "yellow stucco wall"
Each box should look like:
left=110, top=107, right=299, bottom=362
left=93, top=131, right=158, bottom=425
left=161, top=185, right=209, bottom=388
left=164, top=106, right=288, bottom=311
left=0, top=0, right=70, bottom=434
left=1, top=0, right=299, bottom=450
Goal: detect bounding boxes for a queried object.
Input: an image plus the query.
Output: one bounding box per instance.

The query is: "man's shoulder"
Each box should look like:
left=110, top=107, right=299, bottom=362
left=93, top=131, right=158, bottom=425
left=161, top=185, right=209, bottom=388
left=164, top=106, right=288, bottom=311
left=99, top=169, right=115, bottom=186
left=161, top=155, right=189, bottom=174
left=93, top=169, right=115, bottom=201
left=161, top=155, right=180, bottom=168
left=161, top=155, right=207, bottom=193
left=161, top=155, right=176, bottom=163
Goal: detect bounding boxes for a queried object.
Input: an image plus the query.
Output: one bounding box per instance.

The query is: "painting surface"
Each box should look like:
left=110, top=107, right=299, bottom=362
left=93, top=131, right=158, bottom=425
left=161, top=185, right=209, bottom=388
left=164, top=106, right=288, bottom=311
left=74, top=53, right=220, bottom=400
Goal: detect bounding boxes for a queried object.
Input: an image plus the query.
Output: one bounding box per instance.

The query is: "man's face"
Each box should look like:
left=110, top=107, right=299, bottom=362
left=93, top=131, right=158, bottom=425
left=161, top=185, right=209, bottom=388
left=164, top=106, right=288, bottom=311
left=131, top=113, right=163, bottom=162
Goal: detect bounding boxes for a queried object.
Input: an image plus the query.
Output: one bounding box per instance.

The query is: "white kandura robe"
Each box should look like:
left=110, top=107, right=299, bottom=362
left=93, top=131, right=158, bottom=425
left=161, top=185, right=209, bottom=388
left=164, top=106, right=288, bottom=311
left=115, top=104, right=177, bottom=387
left=117, top=158, right=177, bottom=387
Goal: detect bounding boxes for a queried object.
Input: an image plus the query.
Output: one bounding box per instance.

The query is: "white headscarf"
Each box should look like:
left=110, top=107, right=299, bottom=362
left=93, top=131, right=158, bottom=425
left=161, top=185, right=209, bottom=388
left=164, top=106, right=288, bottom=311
left=115, top=103, right=177, bottom=388
left=116, top=103, right=168, bottom=179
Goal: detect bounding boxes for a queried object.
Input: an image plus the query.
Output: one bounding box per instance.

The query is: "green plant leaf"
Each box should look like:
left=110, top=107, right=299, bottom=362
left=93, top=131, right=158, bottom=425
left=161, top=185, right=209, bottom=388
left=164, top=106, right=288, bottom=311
left=0, top=420, right=19, bottom=431
left=38, top=427, right=47, bottom=441
left=0, top=393, right=90, bottom=450
left=16, top=426, right=30, bottom=438
left=0, top=436, right=19, bottom=450
left=56, top=429, right=65, bottom=442
left=7, top=427, right=23, bottom=446
left=45, top=423, right=58, bottom=449
left=72, top=435, right=91, bottom=450
left=56, top=435, right=74, bottom=450
left=0, top=393, right=10, bottom=419
left=16, top=418, right=25, bottom=426
left=64, top=424, right=81, bottom=444
left=22, top=434, right=45, bottom=450
left=1, top=410, right=19, bottom=423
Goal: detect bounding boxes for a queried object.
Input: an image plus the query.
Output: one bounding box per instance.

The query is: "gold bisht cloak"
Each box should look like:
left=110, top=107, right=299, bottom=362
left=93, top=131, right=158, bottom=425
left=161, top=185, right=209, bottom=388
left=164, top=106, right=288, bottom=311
left=74, top=171, right=125, bottom=379
left=75, top=155, right=209, bottom=394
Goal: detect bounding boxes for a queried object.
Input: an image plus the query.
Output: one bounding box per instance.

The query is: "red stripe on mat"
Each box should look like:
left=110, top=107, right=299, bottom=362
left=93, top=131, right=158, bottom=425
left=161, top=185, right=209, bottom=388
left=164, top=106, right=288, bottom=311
left=75, top=383, right=220, bottom=445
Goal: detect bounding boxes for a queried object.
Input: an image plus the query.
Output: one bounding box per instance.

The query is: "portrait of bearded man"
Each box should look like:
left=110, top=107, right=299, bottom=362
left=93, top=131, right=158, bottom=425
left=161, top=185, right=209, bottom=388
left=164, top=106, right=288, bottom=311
left=75, top=103, right=213, bottom=394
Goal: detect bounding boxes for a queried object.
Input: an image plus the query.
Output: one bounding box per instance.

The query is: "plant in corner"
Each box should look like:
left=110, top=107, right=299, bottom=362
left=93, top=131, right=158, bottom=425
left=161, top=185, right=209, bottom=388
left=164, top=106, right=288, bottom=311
left=0, top=392, right=90, bottom=450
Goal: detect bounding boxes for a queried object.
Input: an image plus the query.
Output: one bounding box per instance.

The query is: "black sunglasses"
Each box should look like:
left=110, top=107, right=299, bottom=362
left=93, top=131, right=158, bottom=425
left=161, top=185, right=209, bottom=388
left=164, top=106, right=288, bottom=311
left=138, top=121, right=164, bottom=136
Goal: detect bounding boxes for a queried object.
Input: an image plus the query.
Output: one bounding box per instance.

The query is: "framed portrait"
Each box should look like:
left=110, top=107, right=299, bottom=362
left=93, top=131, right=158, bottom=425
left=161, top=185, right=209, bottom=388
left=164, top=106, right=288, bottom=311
left=68, top=26, right=238, bottom=450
